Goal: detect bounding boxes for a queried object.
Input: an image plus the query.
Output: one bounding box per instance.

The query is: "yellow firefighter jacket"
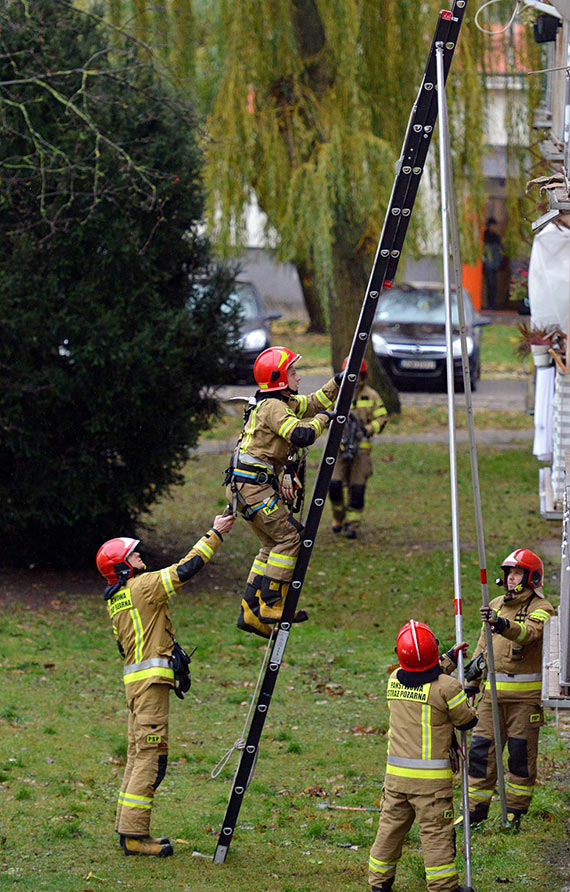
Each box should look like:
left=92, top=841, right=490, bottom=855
left=343, top=381, right=388, bottom=453
left=106, top=529, right=223, bottom=704
left=237, top=378, right=339, bottom=476
left=469, top=587, right=554, bottom=702
left=384, top=669, right=477, bottom=793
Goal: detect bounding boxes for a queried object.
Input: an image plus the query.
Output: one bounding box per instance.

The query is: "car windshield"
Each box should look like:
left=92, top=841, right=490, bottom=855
left=224, top=284, right=259, bottom=320
left=375, top=288, right=470, bottom=326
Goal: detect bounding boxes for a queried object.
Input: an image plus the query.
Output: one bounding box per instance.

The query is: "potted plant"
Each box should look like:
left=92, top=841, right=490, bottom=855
left=516, top=322, right=565, bottom=367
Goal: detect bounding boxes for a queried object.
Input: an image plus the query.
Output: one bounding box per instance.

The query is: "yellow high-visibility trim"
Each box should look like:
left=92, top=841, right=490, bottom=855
left=385, top=765, right=452, bottom=780
left=529, top=609, right=550, bottom=623
left=252, top=559, right=267, bottom=574
left=421, top=704, right=432, bottom=759
left=123, top=667, right=174, bottom=685
left=161, top=568, right=175, bottom=598
left=513, top=621, right=528, bottom=643
left=505, top=781, right=533, bottom=795
left=485, top=680, right=541, bottom=691
left=426, top=863, right=457, bottom=878
left=468, top=786, right=494, bottom=800
left=346, top=510, right=362, bottom=522
left=373, top=406, right=388, bottom=416
left=130, top=608, right=143, bottom=663
left=118, top=791, right=153, bottom=804
left=267, top=552, right=296, bottom=568
left=195, top=540, right=214, bottom=560
left=356, top=398, right=374, bottom=407
left=278, top=415, right=297, bottom=438
left=118, top=793, right=153, bottom=809
left=448, top=691, right=467, bottom=710
left=315, top=389, right=333, bottom=408
left=295, top=395, right=308, bottom=417
left=369, top=856, right=396, bottom=872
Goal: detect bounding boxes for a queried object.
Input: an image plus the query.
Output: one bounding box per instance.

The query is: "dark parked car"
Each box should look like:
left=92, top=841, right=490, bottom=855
left=190, top=280, right=281, bottom=381
left=222, top=281, right=281, bottom=380
left=370, top=282, right=490, bottom=391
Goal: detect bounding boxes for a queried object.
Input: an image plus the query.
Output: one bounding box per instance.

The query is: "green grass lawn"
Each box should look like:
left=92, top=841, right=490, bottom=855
left=1, top=439, right=568, bottom=892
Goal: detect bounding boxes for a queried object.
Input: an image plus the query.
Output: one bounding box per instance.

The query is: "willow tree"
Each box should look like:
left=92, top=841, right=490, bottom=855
left=201, top=1, right=489, bottom=378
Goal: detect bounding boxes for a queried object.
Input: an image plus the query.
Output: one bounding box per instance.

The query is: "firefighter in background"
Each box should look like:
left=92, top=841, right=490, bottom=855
left=464, top=548, right=554, bottom=829
left=328, top=358, right=388, bottom=539
left=227, top=346, right=339, bottom=638
left=368, top=620, right=477, bottom=892
left=96, top=512, right=234, bottom=857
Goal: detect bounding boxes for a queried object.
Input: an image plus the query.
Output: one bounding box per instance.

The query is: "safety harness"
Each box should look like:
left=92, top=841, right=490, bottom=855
left=224, top=392, right=306, bottom=519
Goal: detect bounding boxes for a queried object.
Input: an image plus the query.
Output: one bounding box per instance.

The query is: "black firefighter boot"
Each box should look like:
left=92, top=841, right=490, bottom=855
left=121, top=835, right=173, bottom=857
left=258, top=577, right=309, bottom=624
left=468, top=801, right=489, bottom=827
left=237, top=577, right=272, bottom=639
left=119, top=832, right=170, bottom=847
left=370, top=878, right=395, bottom=892
left=506, top=809, right=523, bottom=830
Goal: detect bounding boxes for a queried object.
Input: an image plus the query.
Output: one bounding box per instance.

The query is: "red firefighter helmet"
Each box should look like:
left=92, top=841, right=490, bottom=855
left=342, top=356, right=367, bottom=375
left=501, top=548, right=544, bottom=593
left=396, top=619, right=440, bottom=672
left=96, top=537, right=140, bottom=584
left=253, top=346, right=301, bottom=392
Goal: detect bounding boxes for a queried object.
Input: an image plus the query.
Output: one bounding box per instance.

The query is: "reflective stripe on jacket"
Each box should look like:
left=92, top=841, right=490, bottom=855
left=384, top=671, right=476, bottom=793
left=469, top=589, right=554, bottom=700
left=239, top=379, right=338, bottom=475
left=107, top=529, right=223, bottom=701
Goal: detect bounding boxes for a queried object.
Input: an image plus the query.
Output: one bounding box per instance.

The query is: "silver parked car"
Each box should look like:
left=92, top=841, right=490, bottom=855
left=370, top=282, right=490, bottom=391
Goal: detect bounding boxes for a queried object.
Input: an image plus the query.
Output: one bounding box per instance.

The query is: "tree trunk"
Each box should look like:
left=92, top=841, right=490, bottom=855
left=329, top=241, right=401, bottom=415
left=296, top=261, right=327, bottom=333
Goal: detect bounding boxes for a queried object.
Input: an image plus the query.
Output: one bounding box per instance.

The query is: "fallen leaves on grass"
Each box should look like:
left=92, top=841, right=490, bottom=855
left=350, top=725, right=384, bottom=736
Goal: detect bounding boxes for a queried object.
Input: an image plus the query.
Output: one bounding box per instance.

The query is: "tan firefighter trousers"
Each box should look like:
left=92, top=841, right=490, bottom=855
left=468, top=691, right=543, bottom=815
left=227, top=480, right=302, bottom=584
left=116, top=684, right=170, bottom=837
left=368, top=787, right=458, bottom=892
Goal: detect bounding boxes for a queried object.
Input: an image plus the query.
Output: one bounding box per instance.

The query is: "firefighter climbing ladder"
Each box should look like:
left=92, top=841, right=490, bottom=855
left=214, top=0, right=469, bottom=865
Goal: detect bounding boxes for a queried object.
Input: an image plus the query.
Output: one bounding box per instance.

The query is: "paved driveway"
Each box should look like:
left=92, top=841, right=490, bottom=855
left=217, top=371, right=531, bottom=414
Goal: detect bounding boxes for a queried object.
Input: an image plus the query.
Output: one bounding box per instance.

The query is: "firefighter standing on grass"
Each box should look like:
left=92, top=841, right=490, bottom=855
left=368, top=620, right=477, bottom=892
left=226, top=346, right=339, bottom=638
left=96, top=512, right=234, bottom=857
left=329, top=358, right=388, bottom=539
left=464, top=548, right=554, bottom=829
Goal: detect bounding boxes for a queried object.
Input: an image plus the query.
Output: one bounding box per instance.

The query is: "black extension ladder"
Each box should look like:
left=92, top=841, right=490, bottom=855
left=213, top=1, right=468, bottom=863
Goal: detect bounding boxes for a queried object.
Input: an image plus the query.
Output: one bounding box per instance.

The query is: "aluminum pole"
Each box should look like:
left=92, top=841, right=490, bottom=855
left=438, top=59, right=509, bottom=827
left=435, top=43, right=473, bottom=891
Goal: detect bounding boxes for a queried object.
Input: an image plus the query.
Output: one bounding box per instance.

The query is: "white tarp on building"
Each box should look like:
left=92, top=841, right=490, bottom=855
left=528, top=221, right=570, bottom=333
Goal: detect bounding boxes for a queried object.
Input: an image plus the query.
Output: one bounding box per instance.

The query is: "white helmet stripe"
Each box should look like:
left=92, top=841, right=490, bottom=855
left=409, top=619, right=421, bottom=662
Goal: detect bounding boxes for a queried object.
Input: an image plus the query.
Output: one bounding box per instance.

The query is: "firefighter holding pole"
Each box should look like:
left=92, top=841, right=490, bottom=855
left=465, top=548, right=554, bottom=829
left=368, top=620, right=477, bottom=892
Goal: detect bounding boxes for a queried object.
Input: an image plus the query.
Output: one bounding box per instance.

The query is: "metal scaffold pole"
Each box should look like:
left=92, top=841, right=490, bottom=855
left=436, top=46, right=509, bottom=828
left=213, top=2, right=468, bottom=865
left=435, top=41, right=474, bottom=891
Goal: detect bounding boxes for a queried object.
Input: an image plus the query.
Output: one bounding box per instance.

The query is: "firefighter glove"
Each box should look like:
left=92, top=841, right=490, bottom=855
left=280, top=468, right=302, bottom=503
left=445, top=640, right=469, bottom=666
left=334, top=372, right=344, bottom=386
left=480, top=605, right=508, bottom=633
left=323, top=409, right=337, bottom=422
left=464, top=652, right=486, bottom=682
left=464, top=685, right=480, bottom=704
